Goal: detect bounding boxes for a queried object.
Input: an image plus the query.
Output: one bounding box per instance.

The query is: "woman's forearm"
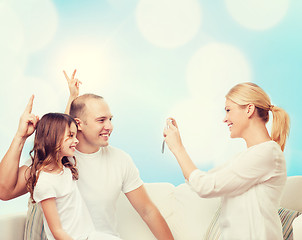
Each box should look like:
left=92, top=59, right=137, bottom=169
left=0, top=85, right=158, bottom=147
left=172, top=146, right=197, bottom=180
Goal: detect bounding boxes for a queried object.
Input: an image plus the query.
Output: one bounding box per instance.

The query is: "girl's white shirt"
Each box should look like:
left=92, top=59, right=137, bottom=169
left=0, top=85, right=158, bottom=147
left=188, top=141, right=286, bottom=240
left=33, top=167, right=94, bottom=240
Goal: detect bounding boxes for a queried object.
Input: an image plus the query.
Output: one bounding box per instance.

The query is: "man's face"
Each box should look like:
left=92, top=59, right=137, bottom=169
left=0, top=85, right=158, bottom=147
left=78, top=98, right=113, bottom=151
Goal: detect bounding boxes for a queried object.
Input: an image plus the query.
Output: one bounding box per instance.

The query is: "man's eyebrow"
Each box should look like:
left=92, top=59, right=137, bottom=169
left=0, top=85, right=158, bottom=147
left=95, top=115, right=113, bottom=120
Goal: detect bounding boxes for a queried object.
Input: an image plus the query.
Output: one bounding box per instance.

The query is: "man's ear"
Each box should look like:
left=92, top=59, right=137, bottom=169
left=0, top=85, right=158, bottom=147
left=74, top=118, right=83, bottom=130
left=247, top=104, right=256, bottom=118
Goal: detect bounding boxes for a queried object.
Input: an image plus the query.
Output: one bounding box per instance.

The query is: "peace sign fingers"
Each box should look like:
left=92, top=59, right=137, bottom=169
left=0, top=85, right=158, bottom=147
left=63, top=69, right=81, bottom=99
left=71, top=69, right=76, bottom=79
left=63, top=69, right=77, bottom=82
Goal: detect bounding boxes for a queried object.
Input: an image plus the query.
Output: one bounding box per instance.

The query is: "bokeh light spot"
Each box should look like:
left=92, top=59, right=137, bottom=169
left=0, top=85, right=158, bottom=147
left=225, top=0, right=289, bottom=30
left=136, top=0, right=201, bottom=48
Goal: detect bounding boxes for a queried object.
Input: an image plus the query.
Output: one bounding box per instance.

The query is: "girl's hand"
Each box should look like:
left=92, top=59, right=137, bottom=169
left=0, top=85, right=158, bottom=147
left=63, top=69, right=82, bottom=100
left=163, top=118, right=184, bottom=153
left=16, top=95, right=39, bottom=139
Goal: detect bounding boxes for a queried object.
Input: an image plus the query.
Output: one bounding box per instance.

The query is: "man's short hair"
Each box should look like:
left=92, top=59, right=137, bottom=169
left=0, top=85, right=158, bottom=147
left=69, top=94, right=103, bottom=120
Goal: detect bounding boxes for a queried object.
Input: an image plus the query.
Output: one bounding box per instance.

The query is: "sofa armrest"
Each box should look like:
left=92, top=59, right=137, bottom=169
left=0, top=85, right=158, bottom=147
left=0, top=212, right=26, bottom=240
left=280, top=176, right=302, bottom=212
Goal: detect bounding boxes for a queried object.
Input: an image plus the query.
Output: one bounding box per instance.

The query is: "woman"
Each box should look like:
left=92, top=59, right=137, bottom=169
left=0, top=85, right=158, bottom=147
left=163, top=82, right=290, bottom=239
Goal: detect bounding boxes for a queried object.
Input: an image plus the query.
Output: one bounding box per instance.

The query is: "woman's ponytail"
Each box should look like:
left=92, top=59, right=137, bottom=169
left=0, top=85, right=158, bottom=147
left=270, top=106, right=290, bottom=151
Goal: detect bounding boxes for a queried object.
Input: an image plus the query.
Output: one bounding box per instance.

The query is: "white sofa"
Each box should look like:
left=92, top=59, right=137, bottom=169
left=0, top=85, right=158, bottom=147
left=1, top=177, right=302, bottom=240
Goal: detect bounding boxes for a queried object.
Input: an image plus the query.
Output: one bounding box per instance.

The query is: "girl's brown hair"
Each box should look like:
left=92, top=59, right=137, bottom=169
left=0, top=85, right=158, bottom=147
left=226, top=82, right=290, bottom=151
left=26, top=113, right=79, bottom=202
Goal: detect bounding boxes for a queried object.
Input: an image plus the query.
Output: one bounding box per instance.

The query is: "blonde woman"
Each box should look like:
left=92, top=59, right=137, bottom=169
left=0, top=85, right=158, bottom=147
left=163, top=82, right=290, bottom=240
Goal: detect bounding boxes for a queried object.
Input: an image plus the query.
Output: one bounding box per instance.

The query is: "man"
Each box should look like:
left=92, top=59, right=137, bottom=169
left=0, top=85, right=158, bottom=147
left=0, top=70, right=174, bottom=239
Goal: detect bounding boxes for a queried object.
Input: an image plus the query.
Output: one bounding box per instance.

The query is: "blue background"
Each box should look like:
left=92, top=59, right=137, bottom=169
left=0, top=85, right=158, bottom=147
left=0, top=0, right=301, bottom=215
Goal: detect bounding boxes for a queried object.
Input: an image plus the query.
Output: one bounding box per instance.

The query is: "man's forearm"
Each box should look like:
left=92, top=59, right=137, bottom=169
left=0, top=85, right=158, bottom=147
left=0, top=135, right=26, bottom=195
left=142, top=207, right=174, bottom=240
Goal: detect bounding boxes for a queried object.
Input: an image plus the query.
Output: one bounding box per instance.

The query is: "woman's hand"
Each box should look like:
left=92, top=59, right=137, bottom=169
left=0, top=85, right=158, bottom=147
left=63, top=69, right=82, bottom=100
left=15, top=95, right=39, bottom=140
left=163, top=118, right=184, bottom=154
left=163, top=118, right=197, bottom=179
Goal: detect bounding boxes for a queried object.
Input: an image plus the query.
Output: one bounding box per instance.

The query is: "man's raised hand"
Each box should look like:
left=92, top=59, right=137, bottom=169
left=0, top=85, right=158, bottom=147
left=16, top=95, right=39, bottom=139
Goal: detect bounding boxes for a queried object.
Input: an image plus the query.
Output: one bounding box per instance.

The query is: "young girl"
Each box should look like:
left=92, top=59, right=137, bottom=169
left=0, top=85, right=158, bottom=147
left=26, top=113, right=95, bottom=240
left=26, top=113, right=119, bottom=240
left=163, top=82, right=290, bottom=239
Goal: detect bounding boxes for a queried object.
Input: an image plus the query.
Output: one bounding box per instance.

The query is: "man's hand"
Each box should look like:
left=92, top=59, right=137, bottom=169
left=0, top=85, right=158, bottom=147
left=63, top=69, right=82, bottom=99
left=0, top=95, right=38, bottom=200
left=16, top=95, right=39, bottom=140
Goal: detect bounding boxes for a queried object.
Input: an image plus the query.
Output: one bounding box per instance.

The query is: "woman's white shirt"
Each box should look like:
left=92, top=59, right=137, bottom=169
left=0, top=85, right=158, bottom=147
left=189, top=141, right=286, bottom=240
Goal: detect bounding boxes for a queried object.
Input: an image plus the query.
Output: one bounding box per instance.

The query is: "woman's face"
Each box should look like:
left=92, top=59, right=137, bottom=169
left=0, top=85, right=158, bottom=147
left=223, top=98, right=249, bottom=139
left=60, top=123, right=79, bottom=158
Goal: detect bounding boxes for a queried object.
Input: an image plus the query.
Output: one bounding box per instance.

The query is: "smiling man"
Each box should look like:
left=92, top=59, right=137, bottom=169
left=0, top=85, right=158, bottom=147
left=0, top=70, right=174, bottom=240
left=62, top=72, right=174, bottom=239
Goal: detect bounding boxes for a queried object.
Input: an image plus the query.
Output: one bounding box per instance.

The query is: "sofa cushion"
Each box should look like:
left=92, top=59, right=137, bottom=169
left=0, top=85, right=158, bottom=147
left=204, top=206, right=301, bottom=240
left=116, top=182, right=220, bottom=240
left=279, top=207, right=301, bottom=240
left=0, top=212, right=27, bottom=240
left=172, top=183, right=220, bottom=240
left=203, top=204, right=221, bottom=240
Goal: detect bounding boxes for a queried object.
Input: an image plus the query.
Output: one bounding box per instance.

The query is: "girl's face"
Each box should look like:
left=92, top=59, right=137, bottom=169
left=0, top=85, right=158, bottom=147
left=60, top=123, right=79, bottom=158
left=223, top=98, right=249, bottom=139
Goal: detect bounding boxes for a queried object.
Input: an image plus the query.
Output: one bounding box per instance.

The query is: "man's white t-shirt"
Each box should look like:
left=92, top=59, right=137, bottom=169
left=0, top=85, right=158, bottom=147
left=188, top=141, right=286, bottom=240
left=72, top=145, right=144, bottom=237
